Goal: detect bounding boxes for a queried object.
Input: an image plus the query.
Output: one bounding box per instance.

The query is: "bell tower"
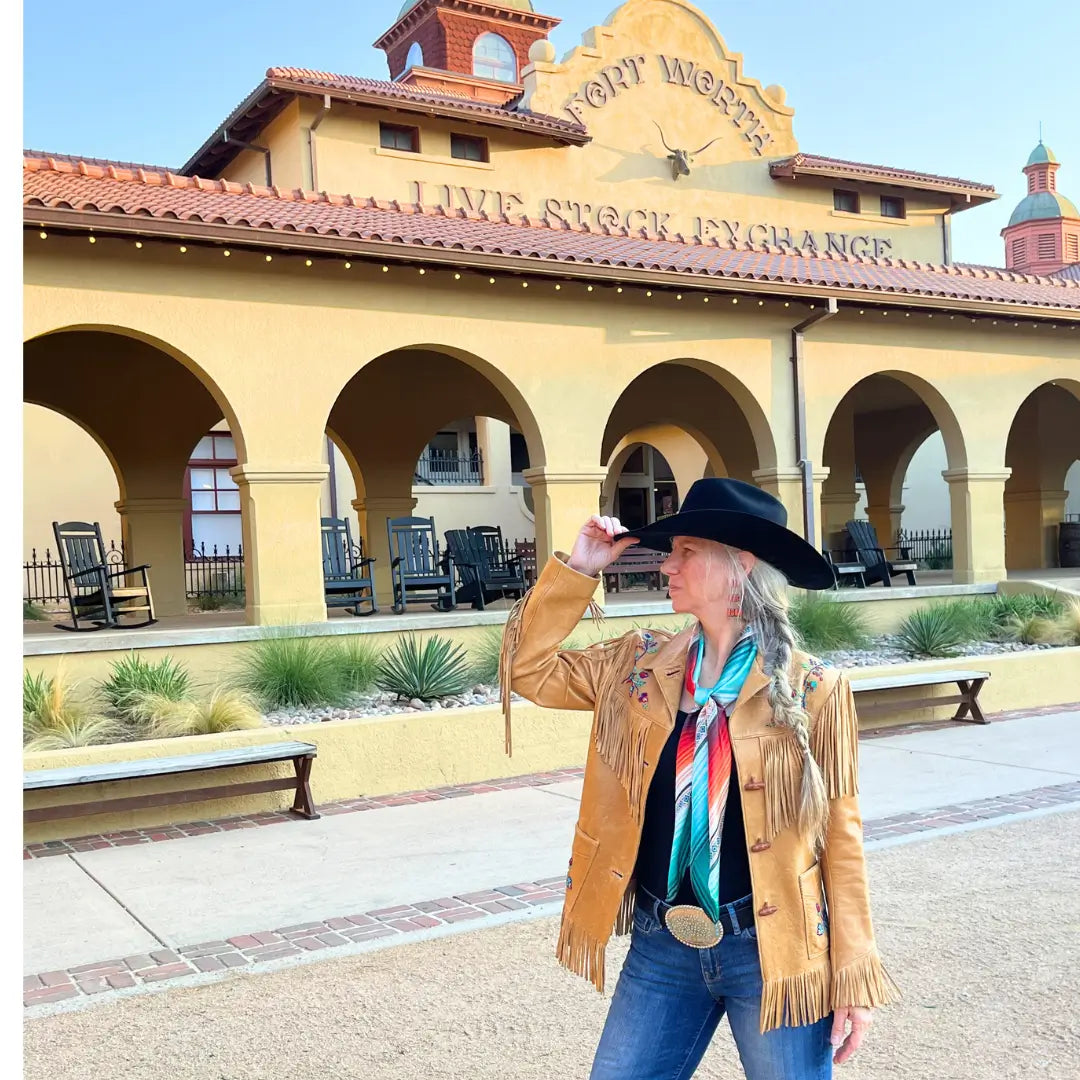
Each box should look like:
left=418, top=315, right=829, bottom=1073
left=1001, top=141, right=1080, bottom=273
left=374, top=0, right=560, bottom=104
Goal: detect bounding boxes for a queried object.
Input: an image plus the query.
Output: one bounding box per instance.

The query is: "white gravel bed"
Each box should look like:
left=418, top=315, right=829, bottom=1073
left=261, top=639, right=1065, bottom=726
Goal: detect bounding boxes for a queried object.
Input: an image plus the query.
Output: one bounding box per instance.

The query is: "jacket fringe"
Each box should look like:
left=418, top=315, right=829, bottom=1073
left=556, top=916, right=607, bottom=994
left=761, top=734, right=803, bottom=841
left=810, top=675, right=861, bottom=800
left=593, top=631, right=652, bottom=823
left=831, top=949, right=903, bottom=1010
left=613, top=878, right=636, bottom=936
left=760, top=964, right=832, bottom=1033
left=498, top=592, right=530, bottom=757
left=498, top=589, right=607, bottom=758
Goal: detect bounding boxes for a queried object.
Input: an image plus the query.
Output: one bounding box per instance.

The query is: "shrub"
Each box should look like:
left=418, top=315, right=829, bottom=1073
left=23, top=669, right=122, bottom=749
left=896, top=607, right=964, bottom=658
left=377, top=634, right=472, bottom=701
left=24, top=713, right=127, bottom=752
left=232, top=632, right=348, bottom=709
left=1002, top=613, right=1061, bottom=646
left=336, top=637, right=383, bottom=695
left=1054, top=599, right=1080, bottom=646
left=23, top=600, right=48, bottom=621
left=100, top=653, right=191, bottom=720
left=194, top=591, right=224, bottom=612
left=130, top=689, right=263, bottom=739
left=469, top=627, right=504, bottom=686
left=790, top=593, right=869, bottom=652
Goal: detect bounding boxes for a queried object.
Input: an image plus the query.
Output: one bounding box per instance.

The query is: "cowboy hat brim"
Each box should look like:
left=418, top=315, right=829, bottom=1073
left=623, top=509, right=836, bottom=590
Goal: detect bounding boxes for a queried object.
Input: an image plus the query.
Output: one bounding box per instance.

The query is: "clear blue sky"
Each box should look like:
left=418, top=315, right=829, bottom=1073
left=23, top=0, right=1078, bottom=268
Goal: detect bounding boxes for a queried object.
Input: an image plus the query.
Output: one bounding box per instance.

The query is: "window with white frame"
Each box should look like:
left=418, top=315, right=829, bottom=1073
left=186, top=432, right=242, bottom=553
left=473, top=33, right=516, bottom=82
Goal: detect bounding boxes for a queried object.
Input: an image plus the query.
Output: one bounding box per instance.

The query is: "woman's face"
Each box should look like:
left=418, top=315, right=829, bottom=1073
left=661, top=537, right=754, bottom=618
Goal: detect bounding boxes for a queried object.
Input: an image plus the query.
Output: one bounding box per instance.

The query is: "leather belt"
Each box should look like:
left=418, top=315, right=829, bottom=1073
left=636, top=884, right=755, bottom=947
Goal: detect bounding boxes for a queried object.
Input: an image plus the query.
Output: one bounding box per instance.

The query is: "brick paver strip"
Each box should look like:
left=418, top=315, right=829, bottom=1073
left=25, top=778, right=1080, bottom=1009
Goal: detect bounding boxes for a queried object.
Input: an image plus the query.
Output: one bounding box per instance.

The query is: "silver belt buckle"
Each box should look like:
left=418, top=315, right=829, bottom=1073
left=664, top=904, right=723, bottom=949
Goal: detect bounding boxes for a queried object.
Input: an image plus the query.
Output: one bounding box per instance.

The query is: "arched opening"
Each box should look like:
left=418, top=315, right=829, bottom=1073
left=600, top=361, right=775, bottom=536
left=23, top=328, right=248, bottom=621
left=1003, top=380, right=1080, bottom=570
left=821, top=372, right=965, bottom=580
left=324, top=345, right=544, bottom=610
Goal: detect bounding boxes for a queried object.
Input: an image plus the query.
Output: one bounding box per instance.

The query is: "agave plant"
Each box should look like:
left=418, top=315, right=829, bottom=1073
left=896, top=607, right=964, bottom=658
left=377, top=634, right=472, bottom=701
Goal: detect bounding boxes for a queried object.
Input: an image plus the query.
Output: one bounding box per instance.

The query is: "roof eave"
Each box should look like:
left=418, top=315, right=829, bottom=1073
left=771, top=163, right=998, bottom=209
left=25, top=208, right=1079, bottom=322
left=180, top=77, right=589, bottom=177
left=264, top=76, right=589, bottom=144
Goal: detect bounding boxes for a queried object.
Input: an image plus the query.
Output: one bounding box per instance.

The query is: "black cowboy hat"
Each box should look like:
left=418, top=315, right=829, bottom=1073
left=622, top=477, right=836, bottom=591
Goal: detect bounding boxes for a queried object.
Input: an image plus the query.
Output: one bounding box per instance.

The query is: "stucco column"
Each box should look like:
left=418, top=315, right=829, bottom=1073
left=113, top=497, right=188, bottom=618
left=864, top=504, right=904, bottom=552
left=1004, top=489, right=1069, bottom=570
left=231, top=465, right=329, bottom=625
left=820, top=490, right=859, bottom=551
left=476, top=417, right=512, bottom=488
left=353, top=495, right=418, bottom=604
left=522, top=465, right=607, bottom=567
left=943, top=468, right=1012, bottom=584
left=751, top=467, right=805, bottom=538
left=808, top=466, right=831, bottom=551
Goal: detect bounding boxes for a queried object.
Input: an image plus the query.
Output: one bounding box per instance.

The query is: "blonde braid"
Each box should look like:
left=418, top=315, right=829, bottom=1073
left=716, top=546, right=830, bottom=851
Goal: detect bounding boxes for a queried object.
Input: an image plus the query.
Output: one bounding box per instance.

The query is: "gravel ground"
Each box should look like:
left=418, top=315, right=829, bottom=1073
left=23, top=810, right=1080, bottom=1079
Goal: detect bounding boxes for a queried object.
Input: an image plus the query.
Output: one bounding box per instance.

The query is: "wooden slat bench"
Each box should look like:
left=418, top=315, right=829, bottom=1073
left=851, top=669, right=991, bottom=725
left=24, top=741, right=320, bottom=826
left=604, top=550, right=668, bottom=593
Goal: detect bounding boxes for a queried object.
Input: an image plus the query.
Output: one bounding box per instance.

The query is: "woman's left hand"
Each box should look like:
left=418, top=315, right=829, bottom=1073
left=830, top=1006, right=873, bottom=1065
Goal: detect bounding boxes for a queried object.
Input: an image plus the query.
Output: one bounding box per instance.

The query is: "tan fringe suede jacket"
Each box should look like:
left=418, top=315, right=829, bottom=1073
left=500, top=554, right=900, bottom=1035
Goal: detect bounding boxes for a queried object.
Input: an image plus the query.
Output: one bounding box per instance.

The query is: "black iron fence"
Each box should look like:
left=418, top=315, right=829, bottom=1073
left=895, top=527, right=952, bottom=568
left=414, top=448, right=484, bottom=485
left=23, top=542, right=245, bottom=607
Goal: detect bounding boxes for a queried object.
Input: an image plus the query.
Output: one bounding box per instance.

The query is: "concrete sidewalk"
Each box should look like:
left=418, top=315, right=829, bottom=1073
left=23, top=710, right=1080, bottom=1001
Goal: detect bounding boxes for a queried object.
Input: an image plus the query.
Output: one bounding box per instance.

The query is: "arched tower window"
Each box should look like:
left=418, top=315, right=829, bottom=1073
left=473, top=33, right=516, bottom=82
left=405, top=41, right=424, bottom=70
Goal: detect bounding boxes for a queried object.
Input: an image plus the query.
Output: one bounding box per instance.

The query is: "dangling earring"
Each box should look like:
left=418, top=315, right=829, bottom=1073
left=727, top=591, right=742, bottom=619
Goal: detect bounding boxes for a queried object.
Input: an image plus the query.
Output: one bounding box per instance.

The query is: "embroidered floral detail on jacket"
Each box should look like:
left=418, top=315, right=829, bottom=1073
left=792, top=657, right=833, bottom=711
left=815, top=901, right=826, bottom=935
left=622, top=631, right=660, bottom=708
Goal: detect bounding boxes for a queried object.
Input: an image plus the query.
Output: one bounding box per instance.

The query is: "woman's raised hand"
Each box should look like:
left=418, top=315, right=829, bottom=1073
left=567, top=516, right=639, bottom=578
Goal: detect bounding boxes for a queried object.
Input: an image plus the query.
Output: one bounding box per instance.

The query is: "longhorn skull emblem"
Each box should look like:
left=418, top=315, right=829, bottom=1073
left=654, top=122, right=723, bottom=180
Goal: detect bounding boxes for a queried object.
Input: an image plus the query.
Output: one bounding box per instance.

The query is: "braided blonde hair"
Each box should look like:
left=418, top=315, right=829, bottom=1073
left=707, top=543, right=830, bottom=851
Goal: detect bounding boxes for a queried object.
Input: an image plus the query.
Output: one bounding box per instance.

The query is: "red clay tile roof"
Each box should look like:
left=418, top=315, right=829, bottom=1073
left=24, top=154, right=1080, bottom=314
left=770, top=153, right=997, bottom=200
left=180, top=67, right=588, bottom=177
left=24, top=149, right=175, bottom=173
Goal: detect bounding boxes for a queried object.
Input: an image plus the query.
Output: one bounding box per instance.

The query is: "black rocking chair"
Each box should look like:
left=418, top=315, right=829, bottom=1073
left=386, top=516, right=457, bottom=614
left=320, top=517, right=377, bottom=616
left=467, top=525, right=527, bottom=598
left=52, top=520, right=156, bottom=631
left=844, top=520, right=919, bottom=587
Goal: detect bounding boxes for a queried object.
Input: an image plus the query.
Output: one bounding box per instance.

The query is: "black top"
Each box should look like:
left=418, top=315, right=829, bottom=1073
left=633, top=709, right=752, bottom=907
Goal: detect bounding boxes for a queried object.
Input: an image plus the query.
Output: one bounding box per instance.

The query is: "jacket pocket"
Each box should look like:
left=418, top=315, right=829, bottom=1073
left=564, top=825, right=600, bottom=914
left=798, top=862, right=830, bottom=960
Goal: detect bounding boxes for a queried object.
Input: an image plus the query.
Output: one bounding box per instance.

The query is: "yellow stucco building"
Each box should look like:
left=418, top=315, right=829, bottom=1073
left=23, top=0, right=1080, bottom=631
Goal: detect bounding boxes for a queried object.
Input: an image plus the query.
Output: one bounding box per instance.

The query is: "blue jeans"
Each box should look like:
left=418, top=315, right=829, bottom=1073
left=590, top=886, right=833, bottom=1080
